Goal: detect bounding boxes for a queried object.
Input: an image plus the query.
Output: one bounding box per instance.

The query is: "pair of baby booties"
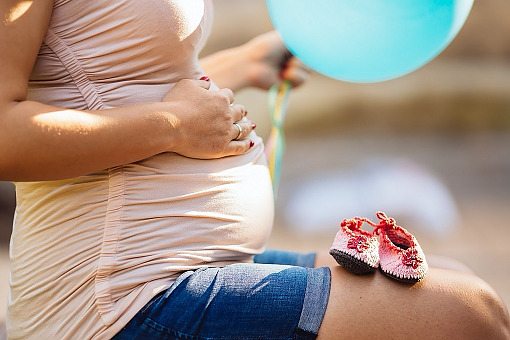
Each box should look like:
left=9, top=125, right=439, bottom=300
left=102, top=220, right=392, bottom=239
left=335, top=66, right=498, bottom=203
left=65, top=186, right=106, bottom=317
left=329, top=212, right=428, bottom=283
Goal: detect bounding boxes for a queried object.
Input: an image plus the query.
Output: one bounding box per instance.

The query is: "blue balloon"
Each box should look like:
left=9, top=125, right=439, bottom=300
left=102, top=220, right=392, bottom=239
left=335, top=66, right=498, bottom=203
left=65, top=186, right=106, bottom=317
left=266, top=0, right=473, bottom=83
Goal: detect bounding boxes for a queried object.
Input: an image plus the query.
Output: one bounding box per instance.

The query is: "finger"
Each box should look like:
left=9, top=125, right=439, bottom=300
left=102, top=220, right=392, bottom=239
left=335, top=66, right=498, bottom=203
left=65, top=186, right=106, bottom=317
left=281, top=64, right=311, bottom=87
left=284, top=56, right=312, bottom=73
left=218, top=88, right=235, bottom=104
left=230, top=104, right=247, bottom=122
left=189, top=78, right=211, bottom=90
left=231, top=118, right=255, bottom=141
left=223, top=139, right=254, bottom=156
left=232, top=122, right=242, bottom=141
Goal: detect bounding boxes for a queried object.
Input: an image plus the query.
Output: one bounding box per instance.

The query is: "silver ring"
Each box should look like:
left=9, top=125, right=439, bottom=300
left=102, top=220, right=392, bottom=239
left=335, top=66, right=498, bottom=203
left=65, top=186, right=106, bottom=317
left=233, top=123, right=243, bottom=140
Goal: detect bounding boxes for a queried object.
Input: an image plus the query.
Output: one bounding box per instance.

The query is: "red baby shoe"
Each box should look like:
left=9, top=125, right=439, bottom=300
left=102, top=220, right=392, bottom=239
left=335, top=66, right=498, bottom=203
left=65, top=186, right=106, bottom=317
left=368, top=212, right=428, bottom=283
left=329, top=217, right=380, bottom=274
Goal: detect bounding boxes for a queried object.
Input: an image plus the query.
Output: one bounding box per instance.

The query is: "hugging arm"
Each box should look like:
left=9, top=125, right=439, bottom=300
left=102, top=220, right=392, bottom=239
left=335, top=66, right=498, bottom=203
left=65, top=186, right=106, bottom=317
left=0, top=0, right=252, bottom=182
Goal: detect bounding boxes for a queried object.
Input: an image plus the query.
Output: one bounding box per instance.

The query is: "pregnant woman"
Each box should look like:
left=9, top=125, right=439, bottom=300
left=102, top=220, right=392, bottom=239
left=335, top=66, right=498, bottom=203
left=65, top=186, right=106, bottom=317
left=1, top=1, right=508, bottom=339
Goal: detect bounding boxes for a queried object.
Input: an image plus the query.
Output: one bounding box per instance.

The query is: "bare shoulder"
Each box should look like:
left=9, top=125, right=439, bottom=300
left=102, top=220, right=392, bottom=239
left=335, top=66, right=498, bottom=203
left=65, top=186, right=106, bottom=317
left=0, top=0, right=53, bottom=105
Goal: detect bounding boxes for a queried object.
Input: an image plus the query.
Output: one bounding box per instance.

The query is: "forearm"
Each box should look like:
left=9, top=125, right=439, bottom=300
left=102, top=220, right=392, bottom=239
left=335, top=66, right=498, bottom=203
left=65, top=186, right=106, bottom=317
left=200, top=46, right=253, bottom=92
left=0, top=100, right=172, bottom=181
left=200, top=31, right=306, bottom=92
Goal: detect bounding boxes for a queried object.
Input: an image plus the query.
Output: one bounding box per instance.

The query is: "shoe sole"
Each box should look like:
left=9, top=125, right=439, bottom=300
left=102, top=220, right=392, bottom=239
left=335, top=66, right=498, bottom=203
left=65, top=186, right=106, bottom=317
left=379, top=267, right=425, bottom=283
left=329, top=249, right=377, bottom=275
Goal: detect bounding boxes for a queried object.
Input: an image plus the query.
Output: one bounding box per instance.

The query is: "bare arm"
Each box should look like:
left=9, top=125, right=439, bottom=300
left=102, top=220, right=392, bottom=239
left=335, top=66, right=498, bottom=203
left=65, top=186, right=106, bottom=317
left=200, top=31, right=311, bottom=91
left=0, top=0, right=253, bottom=182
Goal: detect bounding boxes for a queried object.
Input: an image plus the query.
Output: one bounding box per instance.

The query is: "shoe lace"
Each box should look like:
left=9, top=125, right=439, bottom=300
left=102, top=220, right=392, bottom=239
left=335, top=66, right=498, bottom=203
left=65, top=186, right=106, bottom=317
left=340, top=218, right=364, bottom=230
left=367, top=211, right=397, bottom=235
left=341, top=211, right=397, bottom=236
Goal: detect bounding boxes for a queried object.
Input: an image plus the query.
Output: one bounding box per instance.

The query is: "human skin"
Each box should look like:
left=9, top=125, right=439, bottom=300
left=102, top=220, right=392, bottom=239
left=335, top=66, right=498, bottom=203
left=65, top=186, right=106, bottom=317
left=5, top=1, right=507, bottom=338
left=200, top=31, right=310, bottom=92
left=314, top=251, right=510, bottom=339
left=0, top=1, right=307, bottom=182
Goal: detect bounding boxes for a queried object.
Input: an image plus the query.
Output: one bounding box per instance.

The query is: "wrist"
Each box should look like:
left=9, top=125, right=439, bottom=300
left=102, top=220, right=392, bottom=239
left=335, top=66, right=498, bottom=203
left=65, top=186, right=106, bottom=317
left=200, top=46, right=252, bottom=91
left=143, top=101, right=180, bottom=153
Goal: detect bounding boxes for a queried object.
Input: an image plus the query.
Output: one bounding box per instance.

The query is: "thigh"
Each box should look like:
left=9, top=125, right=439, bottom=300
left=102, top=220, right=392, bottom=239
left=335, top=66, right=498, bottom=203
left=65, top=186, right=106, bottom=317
left=317, top=265, right=509, bottom=340
left=113, top=263, right=331, bottom=340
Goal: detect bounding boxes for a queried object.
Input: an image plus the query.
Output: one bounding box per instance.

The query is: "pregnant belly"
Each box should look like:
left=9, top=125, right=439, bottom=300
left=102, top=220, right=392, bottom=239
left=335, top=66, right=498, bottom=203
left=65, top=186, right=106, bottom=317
left=112, top=137, right=274, bottom=267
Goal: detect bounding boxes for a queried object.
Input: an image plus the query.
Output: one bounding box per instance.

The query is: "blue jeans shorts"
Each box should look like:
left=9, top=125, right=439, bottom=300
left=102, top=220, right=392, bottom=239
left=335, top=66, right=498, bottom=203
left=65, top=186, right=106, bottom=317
left=112, top=249, right=331, bottom=340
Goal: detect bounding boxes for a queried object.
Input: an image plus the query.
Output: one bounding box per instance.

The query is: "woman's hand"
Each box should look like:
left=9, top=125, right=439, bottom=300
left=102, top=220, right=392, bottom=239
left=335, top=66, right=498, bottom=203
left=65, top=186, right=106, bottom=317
left=0, top=77, right=256, bottom=181
left=162, top=79, right=255, bottom=159
left=200, top=31, right=311, bottom=92
left=241, top=31, right=311, bottom=90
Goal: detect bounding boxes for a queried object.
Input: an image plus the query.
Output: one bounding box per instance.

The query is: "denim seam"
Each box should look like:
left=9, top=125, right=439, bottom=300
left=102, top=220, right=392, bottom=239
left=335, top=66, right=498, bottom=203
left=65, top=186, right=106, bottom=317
left=140, top=293, right=163, bottom=314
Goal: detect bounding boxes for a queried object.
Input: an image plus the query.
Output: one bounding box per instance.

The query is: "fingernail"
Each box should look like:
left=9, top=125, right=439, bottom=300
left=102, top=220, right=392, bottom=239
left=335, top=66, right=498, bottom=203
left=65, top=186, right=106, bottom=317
left=251, top=123, right=256, bottom=130
left=199, top=76, right=210, bottom=81
left=249, top=140, right=254, bottom=148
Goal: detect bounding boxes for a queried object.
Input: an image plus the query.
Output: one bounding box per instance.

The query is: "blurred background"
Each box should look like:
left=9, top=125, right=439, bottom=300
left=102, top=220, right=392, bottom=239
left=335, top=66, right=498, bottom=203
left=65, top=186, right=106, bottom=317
left=1, top=0, right=509, bottom=336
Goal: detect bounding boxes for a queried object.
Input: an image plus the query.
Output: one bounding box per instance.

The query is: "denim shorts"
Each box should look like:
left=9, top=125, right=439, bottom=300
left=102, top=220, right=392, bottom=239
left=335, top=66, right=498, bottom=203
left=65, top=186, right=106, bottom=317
left=112, top=249, right=331, bottom=340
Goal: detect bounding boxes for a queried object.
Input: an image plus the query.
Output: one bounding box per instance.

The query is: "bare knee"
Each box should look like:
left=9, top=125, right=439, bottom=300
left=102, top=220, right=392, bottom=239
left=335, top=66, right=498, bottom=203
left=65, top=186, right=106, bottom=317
left=458, top=275, right=510, bottom=339
left=318, top=266, right=509, bottom=340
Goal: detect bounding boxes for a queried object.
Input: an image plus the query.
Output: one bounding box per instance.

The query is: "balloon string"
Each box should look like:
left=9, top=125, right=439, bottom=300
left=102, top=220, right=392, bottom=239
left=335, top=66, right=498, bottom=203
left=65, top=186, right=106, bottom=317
left=265, top=80, right=292, bottom=201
